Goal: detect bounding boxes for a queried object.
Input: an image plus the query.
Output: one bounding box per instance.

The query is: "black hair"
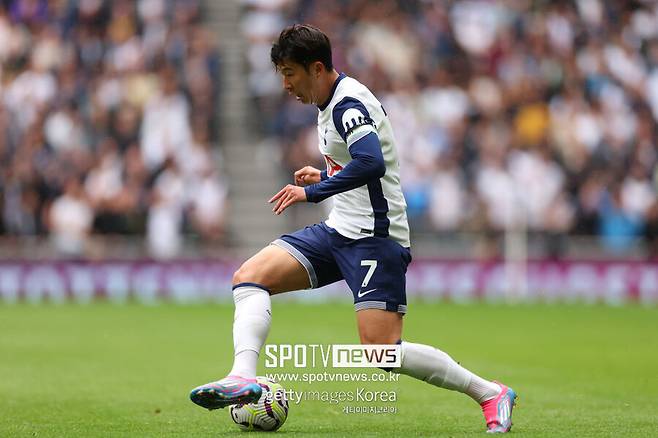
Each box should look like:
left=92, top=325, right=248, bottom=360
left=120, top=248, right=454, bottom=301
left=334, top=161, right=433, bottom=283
left=271, top=24, right=333, bottom=72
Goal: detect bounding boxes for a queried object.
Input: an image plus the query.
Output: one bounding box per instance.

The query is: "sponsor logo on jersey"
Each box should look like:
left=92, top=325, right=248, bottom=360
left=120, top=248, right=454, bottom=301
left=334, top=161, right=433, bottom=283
left=324, top=155, right=343, bottom=176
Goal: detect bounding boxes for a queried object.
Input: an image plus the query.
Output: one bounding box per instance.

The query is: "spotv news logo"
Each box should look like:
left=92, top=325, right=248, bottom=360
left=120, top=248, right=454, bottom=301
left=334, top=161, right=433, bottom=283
left=264, top=344, right=401, bottom=368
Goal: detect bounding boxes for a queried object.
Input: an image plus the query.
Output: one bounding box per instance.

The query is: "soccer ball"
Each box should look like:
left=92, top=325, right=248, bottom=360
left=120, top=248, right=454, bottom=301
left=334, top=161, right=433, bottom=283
left=229, top=376, right=289, bottom=431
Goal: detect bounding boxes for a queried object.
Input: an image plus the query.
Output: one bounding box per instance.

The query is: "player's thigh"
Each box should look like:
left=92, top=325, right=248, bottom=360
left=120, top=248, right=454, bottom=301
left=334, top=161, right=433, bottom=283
left=233, top=244, right=310, bottom=295
left=356, top=309, right=403, bottom=345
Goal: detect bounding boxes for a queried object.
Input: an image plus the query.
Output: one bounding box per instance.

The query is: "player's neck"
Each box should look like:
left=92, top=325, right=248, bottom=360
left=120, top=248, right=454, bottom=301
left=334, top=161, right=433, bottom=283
left=316, top=69, right=340, bottom=108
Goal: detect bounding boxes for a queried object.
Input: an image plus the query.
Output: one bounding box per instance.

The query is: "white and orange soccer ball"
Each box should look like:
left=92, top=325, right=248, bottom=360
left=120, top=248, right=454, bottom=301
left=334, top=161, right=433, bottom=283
left=229, top=376, right=289, bottom=431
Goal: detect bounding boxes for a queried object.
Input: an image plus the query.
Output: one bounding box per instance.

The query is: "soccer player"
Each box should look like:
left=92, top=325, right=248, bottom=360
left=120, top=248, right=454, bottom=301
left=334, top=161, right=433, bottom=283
left=190, top=24, right=517, bottom=433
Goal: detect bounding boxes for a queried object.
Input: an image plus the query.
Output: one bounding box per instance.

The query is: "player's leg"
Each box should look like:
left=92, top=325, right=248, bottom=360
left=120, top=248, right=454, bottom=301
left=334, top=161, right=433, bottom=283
left=356, top=307, right=497, bottom=398
left=228, top=244, right=311, bottom=381
left=394, top=337, right=516, bottom=433
left=191, top=224, right=341, bottom=410
left=226, top=224, right=341, bottom=377
left=233, top=244, right=312, bottom=294
left=346, top=237, right=516, bottom=433
left=356, top=308, right=402, bottom=345
left=190, top=245, right=309, bottom=410
left=355, top=307, right=517, bottom=433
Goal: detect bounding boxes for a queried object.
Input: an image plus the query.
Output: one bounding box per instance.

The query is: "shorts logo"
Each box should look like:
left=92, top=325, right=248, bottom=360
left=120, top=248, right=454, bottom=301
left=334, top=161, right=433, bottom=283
left=357, top=288, right=377, bottom=298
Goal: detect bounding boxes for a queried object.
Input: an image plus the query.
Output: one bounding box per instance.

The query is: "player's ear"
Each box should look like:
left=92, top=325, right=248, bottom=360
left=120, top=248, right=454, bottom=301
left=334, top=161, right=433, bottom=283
left=312, top=61, right=323, bottom=78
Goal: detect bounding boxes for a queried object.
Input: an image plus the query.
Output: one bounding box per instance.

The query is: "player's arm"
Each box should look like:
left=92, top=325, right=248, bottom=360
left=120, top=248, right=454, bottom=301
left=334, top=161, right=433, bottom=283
left=269, top=133, right=384, bottom=214
left=269, top=165, right=323, bottom=215
left=303, top=132, right=384, bottom=203
left=270, top=97, right=381, bottom=214
left=304, top=96, right=383, bottom=203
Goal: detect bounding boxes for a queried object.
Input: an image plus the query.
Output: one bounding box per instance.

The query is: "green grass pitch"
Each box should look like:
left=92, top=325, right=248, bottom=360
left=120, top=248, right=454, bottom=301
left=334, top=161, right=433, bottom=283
left=1, top=301, right=657, bottom=437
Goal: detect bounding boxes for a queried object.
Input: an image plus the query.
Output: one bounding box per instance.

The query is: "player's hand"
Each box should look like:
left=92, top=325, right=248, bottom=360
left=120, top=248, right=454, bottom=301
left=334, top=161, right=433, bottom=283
left=294, top=166, right=321, bottom=186
left=269, top=184, right=307, bottom=215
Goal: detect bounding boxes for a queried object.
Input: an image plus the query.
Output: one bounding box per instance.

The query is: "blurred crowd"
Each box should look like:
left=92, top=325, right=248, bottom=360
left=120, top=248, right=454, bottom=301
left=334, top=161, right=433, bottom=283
left=0, top=0, right=225, bottom=258
left=244, top=0, right=658, bottom=255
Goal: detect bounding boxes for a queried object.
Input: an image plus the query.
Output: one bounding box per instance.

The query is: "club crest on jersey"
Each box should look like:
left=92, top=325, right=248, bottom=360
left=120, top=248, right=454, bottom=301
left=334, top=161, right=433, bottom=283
left=342, top=108, right=373, bottom=137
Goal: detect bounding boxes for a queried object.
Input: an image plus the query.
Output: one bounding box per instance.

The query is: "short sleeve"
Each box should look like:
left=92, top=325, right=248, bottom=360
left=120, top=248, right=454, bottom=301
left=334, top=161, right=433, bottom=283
left=332, top=97, right=376, bottom=146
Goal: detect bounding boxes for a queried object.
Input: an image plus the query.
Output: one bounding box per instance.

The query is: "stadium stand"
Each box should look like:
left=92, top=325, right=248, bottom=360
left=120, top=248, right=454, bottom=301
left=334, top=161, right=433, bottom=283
left=243, top=0, right=658, bottom=258
left=0, top=0, right=224, bottom=257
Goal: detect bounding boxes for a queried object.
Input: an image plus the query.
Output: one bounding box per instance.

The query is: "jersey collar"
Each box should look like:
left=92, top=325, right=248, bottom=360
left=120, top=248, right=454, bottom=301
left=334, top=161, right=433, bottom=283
left=317, top=72, right=346, bottom=111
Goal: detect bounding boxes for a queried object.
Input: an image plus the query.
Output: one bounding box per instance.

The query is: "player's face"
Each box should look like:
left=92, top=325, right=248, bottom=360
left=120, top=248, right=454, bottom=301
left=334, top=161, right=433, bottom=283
left=278, top=61, right=317, bottom=105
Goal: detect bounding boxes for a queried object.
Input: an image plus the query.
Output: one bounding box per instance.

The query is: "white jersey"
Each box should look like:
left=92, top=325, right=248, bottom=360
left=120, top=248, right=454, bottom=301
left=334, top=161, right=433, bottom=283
left=316, top=74, right=410, bottom=248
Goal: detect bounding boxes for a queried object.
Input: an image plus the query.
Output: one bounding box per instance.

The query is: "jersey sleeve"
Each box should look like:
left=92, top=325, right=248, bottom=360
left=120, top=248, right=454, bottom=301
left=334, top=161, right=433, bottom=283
left=304, top=132, right=385, bottom=203
left=332, top=97, right=377, bottom=147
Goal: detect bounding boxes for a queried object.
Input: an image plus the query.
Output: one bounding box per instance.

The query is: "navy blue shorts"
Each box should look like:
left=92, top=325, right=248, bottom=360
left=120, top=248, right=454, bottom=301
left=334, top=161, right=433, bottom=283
left=272, top=223, right=412, bottom=314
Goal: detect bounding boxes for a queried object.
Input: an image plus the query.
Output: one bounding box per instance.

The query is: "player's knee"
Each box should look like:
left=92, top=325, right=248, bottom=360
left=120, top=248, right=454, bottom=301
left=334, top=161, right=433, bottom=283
left=232, top=263, right=267, bottom=288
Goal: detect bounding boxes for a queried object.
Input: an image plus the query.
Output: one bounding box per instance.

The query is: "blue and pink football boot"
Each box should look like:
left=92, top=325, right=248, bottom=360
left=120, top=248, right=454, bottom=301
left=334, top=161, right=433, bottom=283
left=480, top=381, right=517, bottom=433
left=190, top=375, right=262, bottom=410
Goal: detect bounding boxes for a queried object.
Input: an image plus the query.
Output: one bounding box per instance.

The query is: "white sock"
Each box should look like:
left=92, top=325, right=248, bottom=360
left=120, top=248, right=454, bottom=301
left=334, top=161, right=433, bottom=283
left=228, top=284, right=271, bottom=379
left=394, top=341, right=500, bottom=403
